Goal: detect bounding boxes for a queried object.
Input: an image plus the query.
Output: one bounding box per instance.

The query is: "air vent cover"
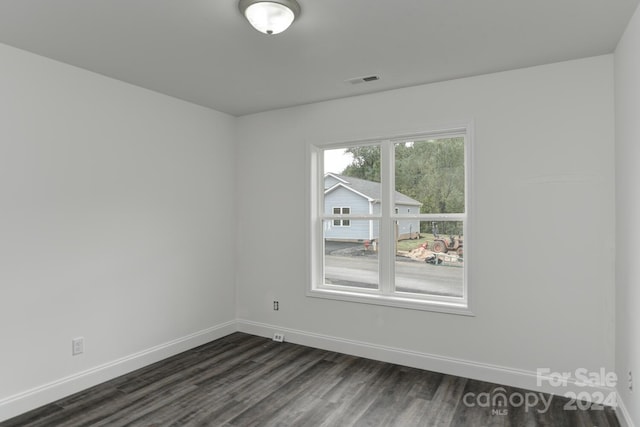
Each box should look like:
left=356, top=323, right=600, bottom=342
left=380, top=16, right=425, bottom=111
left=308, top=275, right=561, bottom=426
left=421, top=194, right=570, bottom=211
left=346, top=75, right=380, bottom=85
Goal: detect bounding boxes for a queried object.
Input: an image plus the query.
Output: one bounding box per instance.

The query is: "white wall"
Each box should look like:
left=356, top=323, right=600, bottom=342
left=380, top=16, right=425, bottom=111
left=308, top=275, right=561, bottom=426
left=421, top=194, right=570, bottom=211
left=0, top=39, right=622, bottom=422
left=236, top=56, right=616, bottom=392
left=615, top=3, right=640, bottom=424
left=0, top=43, right=236, bottom=419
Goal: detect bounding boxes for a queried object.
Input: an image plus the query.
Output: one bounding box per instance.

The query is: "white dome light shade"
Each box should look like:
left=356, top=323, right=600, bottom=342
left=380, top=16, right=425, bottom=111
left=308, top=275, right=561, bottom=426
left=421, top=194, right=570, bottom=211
left=239, top=0, right=300, bottom=35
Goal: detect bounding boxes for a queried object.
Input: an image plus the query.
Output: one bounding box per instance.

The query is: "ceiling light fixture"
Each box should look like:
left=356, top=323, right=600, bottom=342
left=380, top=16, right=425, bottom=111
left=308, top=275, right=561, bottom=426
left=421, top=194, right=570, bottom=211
left=239, top=0, right=301, bottom=35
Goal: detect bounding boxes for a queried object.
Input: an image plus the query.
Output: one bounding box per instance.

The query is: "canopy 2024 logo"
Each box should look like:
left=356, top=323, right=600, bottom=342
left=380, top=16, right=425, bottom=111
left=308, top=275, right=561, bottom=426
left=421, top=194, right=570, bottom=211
left=463, top=368, right=617, bottom=416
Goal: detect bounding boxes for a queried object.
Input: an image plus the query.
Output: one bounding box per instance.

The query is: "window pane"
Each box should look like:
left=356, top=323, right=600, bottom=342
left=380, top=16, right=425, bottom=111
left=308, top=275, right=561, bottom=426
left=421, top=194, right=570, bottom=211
left=395, top=220, right=463, bottom=297
left=324, top=220, right=379, bottom=290
left=395, top=138, right=465, bottom=214
left=342, top=207, right=350, bottom=214
left=333, top=207, right=341, bottom=214
left=324, top=146, right=380, bottom=181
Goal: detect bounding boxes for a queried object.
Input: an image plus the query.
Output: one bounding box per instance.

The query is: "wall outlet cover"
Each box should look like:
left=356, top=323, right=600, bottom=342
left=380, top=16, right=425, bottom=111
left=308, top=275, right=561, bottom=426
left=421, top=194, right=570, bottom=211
left=72, top=337, right=84, bottom=356
left=273, top=333, right=284, bottom=342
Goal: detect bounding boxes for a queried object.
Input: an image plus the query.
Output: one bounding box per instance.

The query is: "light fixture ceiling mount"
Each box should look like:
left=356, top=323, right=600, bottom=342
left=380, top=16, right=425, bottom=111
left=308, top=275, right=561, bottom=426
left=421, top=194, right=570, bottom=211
left=239, top=0, right=301, bottom=35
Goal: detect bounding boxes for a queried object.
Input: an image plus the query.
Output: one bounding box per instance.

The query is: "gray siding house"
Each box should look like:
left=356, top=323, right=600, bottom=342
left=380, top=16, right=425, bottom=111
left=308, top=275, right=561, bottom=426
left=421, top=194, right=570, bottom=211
left=324, top=173, right=421, bottom=241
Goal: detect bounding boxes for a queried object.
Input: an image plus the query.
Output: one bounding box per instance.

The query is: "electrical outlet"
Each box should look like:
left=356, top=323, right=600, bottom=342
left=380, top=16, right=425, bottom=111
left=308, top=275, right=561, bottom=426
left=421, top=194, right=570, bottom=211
left=273, top=333, right=284, bottom=342
left=273, top=301, right=279, bottom=311
left=72, top=337, right=84, bottom=356
left=629, top=370, right=633, bottom=392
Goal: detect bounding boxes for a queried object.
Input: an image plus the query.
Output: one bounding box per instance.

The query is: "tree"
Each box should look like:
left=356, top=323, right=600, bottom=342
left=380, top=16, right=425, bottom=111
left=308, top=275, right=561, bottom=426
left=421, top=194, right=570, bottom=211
left=395, top=138, right=465, bottom=214
left=341, top=138, right=465, bottom=234
left=342, top=146, right=381, bottom=182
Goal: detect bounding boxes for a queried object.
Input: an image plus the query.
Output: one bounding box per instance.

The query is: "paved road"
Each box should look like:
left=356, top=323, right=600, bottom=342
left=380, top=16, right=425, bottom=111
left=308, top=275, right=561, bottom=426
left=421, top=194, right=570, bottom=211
left=325, top=254, right=463, bottom=297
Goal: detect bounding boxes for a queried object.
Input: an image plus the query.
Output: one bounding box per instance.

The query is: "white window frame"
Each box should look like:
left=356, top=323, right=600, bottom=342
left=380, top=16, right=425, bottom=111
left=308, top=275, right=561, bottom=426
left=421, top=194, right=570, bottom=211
left=307, top=125, right=474, bottom=315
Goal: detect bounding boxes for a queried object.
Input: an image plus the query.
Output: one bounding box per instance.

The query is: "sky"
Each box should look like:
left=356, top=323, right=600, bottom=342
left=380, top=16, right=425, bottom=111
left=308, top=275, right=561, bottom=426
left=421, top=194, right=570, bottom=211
left=324, top=148, right=353, bottom=174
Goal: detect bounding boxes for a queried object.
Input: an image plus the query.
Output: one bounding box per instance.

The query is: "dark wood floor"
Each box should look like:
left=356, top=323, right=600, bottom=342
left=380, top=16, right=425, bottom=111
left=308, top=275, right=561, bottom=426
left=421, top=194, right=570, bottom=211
left=2, top=332, right=620, bottom=426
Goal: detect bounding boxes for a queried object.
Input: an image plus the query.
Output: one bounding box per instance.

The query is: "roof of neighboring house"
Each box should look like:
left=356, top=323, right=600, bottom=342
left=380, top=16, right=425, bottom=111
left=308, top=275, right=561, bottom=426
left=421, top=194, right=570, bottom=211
left=324, top=173, right=422, bottom=206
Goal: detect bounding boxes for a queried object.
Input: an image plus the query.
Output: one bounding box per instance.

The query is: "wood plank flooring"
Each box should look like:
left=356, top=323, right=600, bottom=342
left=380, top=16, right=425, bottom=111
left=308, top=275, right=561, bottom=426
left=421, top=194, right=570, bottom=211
left=1, top=333, right=620, bottom=426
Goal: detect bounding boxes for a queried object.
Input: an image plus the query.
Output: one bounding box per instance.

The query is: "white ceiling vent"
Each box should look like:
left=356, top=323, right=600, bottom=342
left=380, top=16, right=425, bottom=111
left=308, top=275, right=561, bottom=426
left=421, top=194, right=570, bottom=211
left=346, top=75, right=381, bottom=85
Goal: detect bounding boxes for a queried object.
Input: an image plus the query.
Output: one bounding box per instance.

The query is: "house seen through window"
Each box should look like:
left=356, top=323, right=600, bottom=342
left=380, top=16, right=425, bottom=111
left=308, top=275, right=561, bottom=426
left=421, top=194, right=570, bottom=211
left=309, top=129, right=470, bottom=313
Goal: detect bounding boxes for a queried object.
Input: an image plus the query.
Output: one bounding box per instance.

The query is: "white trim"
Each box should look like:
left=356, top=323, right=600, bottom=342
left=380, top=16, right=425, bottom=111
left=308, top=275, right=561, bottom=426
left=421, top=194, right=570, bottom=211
left=307, top=287, right=472, bottom=315
left=324, top=214, right=378, bottom=220
left=309, top=122, right=471, bottom=150
left=323, top=172, right=350, bottom=184
left=390, top=213, right=465, bottom=221
left=325, top=182, right=374, bottom=202
left=615, top=391, right=636, bottom=427
left=463, top=121, right=475, bottom=311
left=369, top=201, right=374, bottom=240
left=0, top=320, right=237, bottom=423
left=236, top=319, right=618, bottom=406
left=310, top=127, right=472, bottom=313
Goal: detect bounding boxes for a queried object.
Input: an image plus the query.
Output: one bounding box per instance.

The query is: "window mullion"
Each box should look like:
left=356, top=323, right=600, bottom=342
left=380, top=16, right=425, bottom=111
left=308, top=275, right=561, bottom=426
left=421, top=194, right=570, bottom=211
left=380, top=141, right=394, bottom=295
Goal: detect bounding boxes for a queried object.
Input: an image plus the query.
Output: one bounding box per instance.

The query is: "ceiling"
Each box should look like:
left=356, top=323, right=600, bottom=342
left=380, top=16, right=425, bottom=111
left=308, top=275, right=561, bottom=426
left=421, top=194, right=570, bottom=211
left=0, top=0, right=637, bottom=116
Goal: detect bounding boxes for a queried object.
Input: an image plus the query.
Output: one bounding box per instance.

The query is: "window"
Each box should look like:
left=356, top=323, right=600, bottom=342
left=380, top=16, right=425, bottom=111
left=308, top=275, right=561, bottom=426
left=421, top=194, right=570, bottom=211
left=332, top=207, right=351, bottom=226
left=308, top=127, right=472, bottom=314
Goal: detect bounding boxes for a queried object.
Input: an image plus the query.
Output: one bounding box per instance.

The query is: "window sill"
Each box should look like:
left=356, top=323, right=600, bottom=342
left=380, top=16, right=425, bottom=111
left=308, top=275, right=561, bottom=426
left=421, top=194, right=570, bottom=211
left=307, top=287, right=474, bottom=316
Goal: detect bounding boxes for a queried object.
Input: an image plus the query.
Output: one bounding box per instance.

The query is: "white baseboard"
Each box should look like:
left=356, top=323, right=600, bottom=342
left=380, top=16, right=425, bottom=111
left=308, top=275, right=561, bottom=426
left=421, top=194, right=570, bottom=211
left=2, top=319, right=625, bottom=424
left=236, top=319, right=616, bottom=405
left=0, top=320, right=236, bottom=423
left=616, top=392, right=636, bottom=427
